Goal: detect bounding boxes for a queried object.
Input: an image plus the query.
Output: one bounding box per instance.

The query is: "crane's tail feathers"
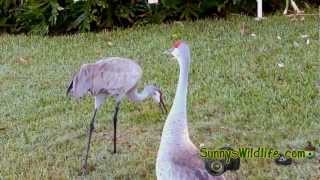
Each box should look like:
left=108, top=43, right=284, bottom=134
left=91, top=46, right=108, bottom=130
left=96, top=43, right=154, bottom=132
left=67, top=80, right=73, bottom=96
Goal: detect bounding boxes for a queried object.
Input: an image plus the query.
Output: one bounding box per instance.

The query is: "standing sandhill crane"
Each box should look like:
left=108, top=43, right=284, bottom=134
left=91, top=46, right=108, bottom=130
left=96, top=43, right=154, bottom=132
left=67, top=57, right=167, bottom=172
left=256, top=0, right=303, bottom=20
left=156, top=41, right=225, bottom=180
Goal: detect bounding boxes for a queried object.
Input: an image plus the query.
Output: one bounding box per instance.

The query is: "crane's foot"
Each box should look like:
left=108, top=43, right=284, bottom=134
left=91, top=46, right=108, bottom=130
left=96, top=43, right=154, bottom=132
left=254, top=17, right=266, bottom=21
left=81, top=165, right=89, bottom=175
left=107, top=148, right=121, bottom=154
left=80, top=163, right=96, bottom=175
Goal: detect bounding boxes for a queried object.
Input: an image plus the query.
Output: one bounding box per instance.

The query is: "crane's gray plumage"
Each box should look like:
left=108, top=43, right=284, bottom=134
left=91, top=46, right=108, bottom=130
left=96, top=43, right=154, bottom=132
left=67, top=57, right=167, bottom=174
left=68, top=58, right=141, bottom=100
left=160, top=141, right=224, bottom=180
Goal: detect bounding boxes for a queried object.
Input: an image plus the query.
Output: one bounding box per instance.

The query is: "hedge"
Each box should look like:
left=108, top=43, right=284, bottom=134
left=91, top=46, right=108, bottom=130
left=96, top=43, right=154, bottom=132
left=0, top=0, right=317, bottom=35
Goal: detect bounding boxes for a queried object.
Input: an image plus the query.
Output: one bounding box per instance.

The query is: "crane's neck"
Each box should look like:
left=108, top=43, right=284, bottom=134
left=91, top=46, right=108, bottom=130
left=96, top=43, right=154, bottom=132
left=127, top=86, right=153, bottom=102
left=160, top=54, right=190, bottom=149
left=171, top=58, right=189, bottom=114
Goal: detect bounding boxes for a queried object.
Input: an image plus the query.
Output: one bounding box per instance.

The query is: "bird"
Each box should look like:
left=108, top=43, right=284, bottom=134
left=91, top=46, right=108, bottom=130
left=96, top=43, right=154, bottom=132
left=66, top=57, right=167, bottom=172
left=256, top=0, right=303, bottom=21
left=156, top=41, right=225, bottom=180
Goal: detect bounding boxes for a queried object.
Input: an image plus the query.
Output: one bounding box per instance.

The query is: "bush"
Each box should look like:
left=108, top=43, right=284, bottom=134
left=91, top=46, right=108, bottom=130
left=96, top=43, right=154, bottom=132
left=0, top=0, right=317, bottom=35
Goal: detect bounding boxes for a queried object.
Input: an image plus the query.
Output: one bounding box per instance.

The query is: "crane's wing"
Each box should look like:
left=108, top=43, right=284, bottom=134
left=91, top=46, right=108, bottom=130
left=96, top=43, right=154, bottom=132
left=171, top=161, right=225, bottom=180
left=89, top=57, right=142, bottom=96
left=158, top=155, right=224, bottom=180
left=169, top=146, right=225, bottom=180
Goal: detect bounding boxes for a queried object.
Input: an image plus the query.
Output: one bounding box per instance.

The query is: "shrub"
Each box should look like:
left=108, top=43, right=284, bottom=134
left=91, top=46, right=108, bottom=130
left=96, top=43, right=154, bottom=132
left=0, top=0, right=317, bottom=35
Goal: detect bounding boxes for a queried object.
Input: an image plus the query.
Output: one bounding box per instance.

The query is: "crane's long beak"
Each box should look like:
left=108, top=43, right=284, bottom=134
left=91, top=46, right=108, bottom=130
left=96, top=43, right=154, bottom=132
left=159, top=94, right=168, bottom=114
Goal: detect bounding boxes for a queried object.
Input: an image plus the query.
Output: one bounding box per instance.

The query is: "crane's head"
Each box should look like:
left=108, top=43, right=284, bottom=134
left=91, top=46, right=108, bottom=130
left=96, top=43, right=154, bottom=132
left=165, top=40, right=191, bottom=64
left=146, top=85, right=167, bottom=114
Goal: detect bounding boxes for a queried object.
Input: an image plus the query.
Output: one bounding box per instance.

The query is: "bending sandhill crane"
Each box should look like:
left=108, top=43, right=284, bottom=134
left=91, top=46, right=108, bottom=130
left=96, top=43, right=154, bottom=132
left=67, top=57, right=167, bottom=171
left=156, top=41, right=224, bottom=180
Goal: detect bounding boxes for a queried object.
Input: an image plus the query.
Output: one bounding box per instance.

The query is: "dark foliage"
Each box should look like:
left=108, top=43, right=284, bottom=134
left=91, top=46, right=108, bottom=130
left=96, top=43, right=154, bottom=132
left=0, top=0, right=318, bottom=34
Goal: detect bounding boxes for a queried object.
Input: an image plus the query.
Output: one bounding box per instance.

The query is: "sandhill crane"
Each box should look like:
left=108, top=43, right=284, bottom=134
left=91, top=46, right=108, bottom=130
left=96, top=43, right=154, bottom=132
left=284, top=0, right=303, bottom=15
left=256, top=0, right=303, bottom=20
left=156, top=41, right=225, bottom=179
left=67, top=57, right=167, bottom=172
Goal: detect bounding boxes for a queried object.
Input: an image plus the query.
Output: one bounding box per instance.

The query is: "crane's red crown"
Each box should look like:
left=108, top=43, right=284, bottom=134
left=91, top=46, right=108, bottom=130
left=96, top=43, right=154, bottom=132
left=173, top=40, right=183, bottom=48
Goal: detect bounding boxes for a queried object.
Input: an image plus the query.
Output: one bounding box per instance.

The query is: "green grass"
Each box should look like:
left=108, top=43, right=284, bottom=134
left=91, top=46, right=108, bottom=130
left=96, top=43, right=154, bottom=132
left=0, top=14, right=319, bottom=179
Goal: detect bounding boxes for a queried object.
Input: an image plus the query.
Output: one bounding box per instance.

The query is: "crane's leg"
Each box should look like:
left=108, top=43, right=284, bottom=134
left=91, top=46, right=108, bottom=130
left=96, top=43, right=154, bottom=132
left=290, top=0, right=302, bottom=14
left=82, top=108, right=98, bottom=174
left=256, top=0, right=263, bottom=19
left=113, top=102, right=121, bottom=154
left=283, top=0, right=289, bottom=15
left=284, top=0, right=302, bottom=15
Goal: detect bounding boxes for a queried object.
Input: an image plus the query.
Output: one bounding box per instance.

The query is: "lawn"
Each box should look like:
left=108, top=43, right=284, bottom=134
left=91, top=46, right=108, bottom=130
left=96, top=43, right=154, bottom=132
left=0, top=13, right=319, bottom=179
